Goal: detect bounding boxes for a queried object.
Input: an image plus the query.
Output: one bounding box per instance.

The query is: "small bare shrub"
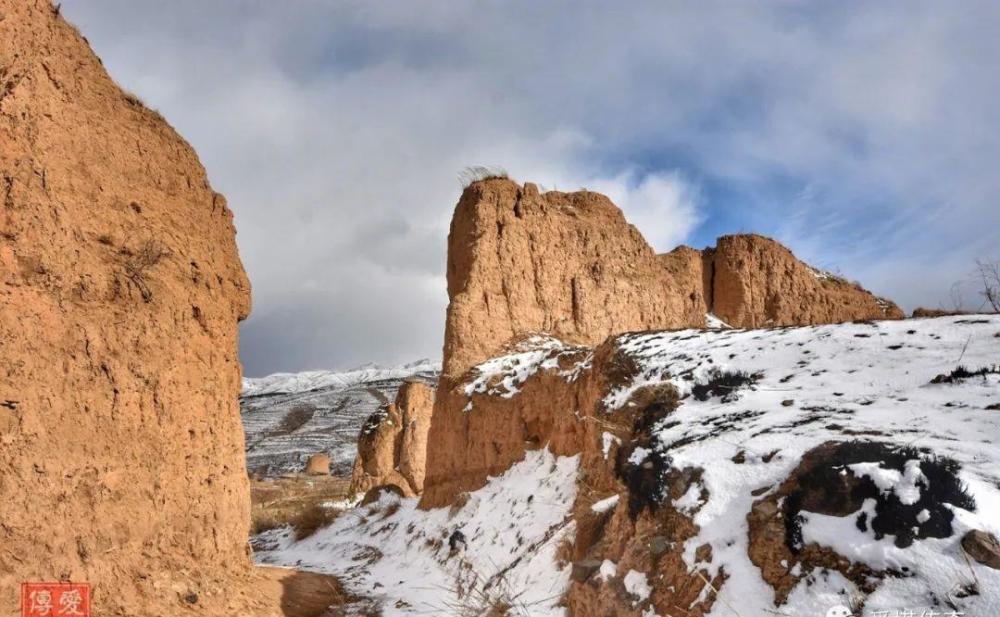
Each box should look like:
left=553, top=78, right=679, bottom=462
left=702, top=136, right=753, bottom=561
left=691, top=368, right=762, bottom=402
left=946, top=258, right=1000, bottom=313
left=976, top=258, right=1000, bottom=312
left=117, top=85, right=166, bottom=121
left=382, top=501, right=401, bottom=519
left=120, top=239, right=169, bottom=302
left=930, top=364, right=1000, bottom=384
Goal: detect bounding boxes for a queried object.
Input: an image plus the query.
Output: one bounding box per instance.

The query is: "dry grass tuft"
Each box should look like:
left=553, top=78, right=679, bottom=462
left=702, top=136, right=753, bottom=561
left=289, top=502, right=340, bottom=541
left=122, top=89, right=144, bottom=107
left=459, top=165, right=509, bottom=187
left=250, top=474, right=351, bottom=537
left=626, top=382, right=680, bottom=410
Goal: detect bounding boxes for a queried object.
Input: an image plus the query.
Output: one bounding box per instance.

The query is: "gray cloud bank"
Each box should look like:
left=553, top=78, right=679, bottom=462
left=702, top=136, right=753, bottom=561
left=63, top=1, right=1000, bottom=376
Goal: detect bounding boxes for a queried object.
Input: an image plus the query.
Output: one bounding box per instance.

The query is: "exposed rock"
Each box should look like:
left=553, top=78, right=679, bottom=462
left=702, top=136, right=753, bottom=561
left=659, top=243, right=714, bottom=319
left=350, top=380, right=434, bottom=496
left=747, top=441, right=976, bottom=603
left=710, top=234, right=903, bottom=329
left=442, top=178, right=696, bottom=379
left=304, top=453, right=330, bottom=475
left=396, top=379, right=434, bottom=491
left=441, top=178, right=901, bottom=378
left=0, top=3, right=276, bottom=613
left=420, top=340, right=596, bottom=507
left=447, top=529, right=467, bottom=553
left=570, top=559, right=603, bottom=583
left=962, top=530, right=1000, bottom=569
left=359, top=484, right=405, bottom=506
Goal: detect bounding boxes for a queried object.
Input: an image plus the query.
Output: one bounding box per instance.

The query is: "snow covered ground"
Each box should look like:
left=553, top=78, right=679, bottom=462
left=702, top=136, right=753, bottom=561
left=254, top=448, right=579, bottom=616
left=254, top=315, right=999, bottom=616
left=606, top=315, right=1000, bottom=616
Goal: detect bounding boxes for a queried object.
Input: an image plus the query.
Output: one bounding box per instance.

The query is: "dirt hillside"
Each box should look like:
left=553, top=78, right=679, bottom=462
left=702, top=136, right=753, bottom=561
left=0, top=2, right=283, bottom=614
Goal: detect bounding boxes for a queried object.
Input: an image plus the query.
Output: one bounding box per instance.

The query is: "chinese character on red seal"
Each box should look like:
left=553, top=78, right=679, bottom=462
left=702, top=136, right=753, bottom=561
left=21, top=583, right=90, bottom=617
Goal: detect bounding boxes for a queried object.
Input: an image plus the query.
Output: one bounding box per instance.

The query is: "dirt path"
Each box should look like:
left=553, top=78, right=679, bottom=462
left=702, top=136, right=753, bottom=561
left=257, top=567, right=350, bottom=617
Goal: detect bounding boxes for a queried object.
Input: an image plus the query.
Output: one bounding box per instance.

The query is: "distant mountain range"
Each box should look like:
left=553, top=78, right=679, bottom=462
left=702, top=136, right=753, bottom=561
left=242, top=358, right=440, bottom=396
left=240, top=360, right=440, bottom=477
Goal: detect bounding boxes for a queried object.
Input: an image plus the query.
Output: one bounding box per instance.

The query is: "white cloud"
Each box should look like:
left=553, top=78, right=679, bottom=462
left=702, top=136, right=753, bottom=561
left=61, top=1, right=1000, bottom=373
left=590, top=172, right=701, bottom=253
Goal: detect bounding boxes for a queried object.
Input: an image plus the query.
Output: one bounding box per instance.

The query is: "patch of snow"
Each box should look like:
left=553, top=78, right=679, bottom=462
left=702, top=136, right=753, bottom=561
left=601, top=431, right=621, bottom=460
left=597, top=559, right=617, bottom=582
left=255, top=448, right=579, bottom=616
left=781, top=568, right=859, bottom=617
left=848, top=459, right=925, bottom=505
left=591, top=494, right=620, bottom=514
left=623, top=569, right=652, bottom=604
left=798, top=496, right=998, bottom=614
left=462, top=335, right=588, bottom=400
left=808, top=265, right=836, bottom=281
left=705, top=313, right=731, bottom=329
left=321, top=496, right=362, bottom=510
left=628, top=446, right=651, bottom=465
left=672, top=483, right=704, bottom=513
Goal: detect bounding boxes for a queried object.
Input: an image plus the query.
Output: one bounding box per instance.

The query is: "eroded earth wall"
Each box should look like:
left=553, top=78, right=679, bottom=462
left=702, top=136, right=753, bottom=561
left=0, top=2, right=276, bottom=613
left=442, top=178, right=901, bottom=380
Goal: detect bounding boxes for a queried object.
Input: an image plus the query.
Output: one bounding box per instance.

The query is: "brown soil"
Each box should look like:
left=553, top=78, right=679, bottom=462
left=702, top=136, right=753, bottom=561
left=257, top=568, right=351, bottom=617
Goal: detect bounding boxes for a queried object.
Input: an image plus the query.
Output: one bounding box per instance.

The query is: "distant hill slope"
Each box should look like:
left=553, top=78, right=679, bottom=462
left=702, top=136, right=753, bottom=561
left=240, top=361, right=440, bottom=477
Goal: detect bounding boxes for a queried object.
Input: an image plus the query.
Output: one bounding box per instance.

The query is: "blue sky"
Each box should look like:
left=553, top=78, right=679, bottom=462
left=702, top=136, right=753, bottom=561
left=62, top=1, right=1000, bottom=376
